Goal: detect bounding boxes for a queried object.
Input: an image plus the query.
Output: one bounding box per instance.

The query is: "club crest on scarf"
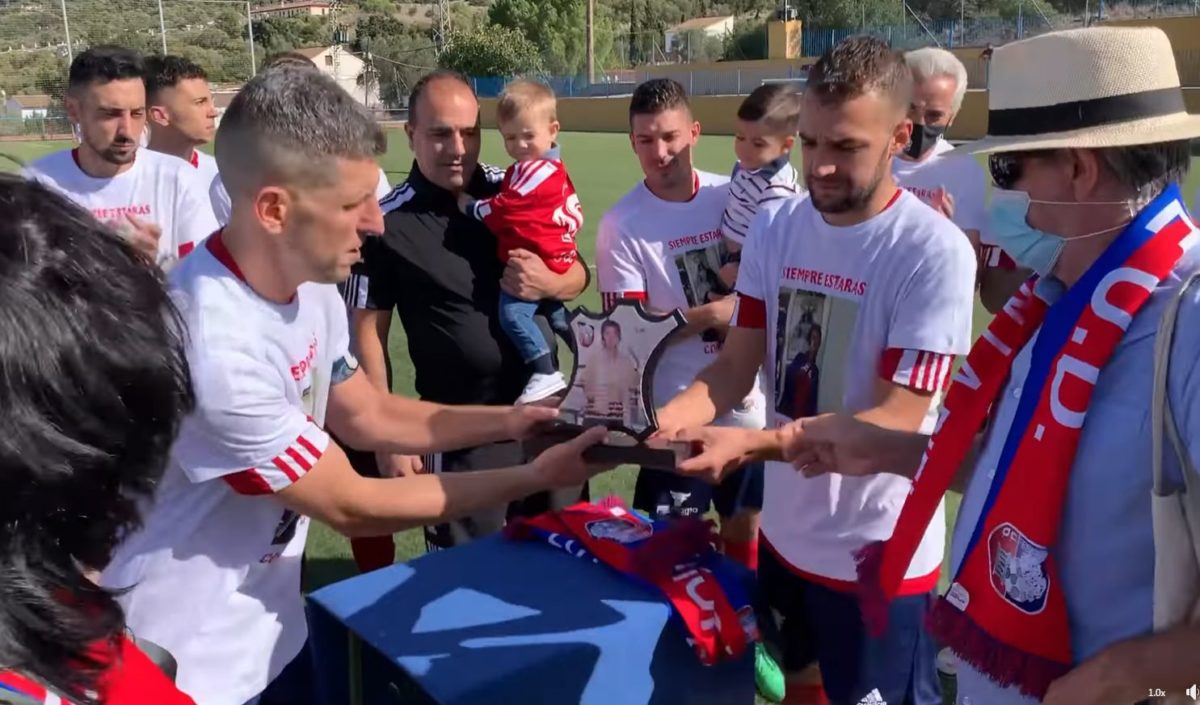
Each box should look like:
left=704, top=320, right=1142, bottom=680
left=988, top=523, right=1050, bottom=614
left=585, top=517, right=653, bottom=544
left=855, top=185, right=1199, bottom=700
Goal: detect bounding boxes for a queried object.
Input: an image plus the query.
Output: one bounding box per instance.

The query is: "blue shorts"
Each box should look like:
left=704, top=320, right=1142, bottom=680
left=632, top=462, right=764, bottom=519
left=757, top=546, right=942, bottom=705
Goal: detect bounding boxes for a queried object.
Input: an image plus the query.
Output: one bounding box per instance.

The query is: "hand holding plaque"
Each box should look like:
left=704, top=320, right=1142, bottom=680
left=523, top=299, right=693, bottom=469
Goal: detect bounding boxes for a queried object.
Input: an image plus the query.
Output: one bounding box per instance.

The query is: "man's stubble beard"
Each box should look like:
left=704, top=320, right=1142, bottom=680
left=92, top=136, right=137, bottom=166
left=810, top=148, right=891, bottom=216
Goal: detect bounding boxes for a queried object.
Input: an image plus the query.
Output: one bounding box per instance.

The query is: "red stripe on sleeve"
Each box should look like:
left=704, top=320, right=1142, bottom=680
left=296, top=435, right=322, bottom=459
left=734, top=295, right=766, bottom=328
left=880, top=348, right=955, bottom=392
left=273, top=456, right=301, bottom=483
left=224, top=469, right=275, bottom=495
left=285, top=447, right=313, bottom=472
left=178, top=241, right=196, bottom=258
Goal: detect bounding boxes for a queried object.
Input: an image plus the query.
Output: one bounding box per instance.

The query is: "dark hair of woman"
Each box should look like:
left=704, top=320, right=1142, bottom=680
left=0, top=174, right=194, bottom=703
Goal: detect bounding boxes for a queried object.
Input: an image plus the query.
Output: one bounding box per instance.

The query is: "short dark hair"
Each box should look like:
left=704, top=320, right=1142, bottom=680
left=0, top=174, right=194, bottom=704
left=807, top=35, right=912, bottom=109
left=261, top=50, right=318, bottom=72
left=144, top=54, right=208, bottom=102
left=408, top=69, right=475, bottom=126
left=217, top=66, right=384, bottom=193
left=68, top=46, right=145, bottom=93
left=629, top=78, right=691, bottom=123
left=601, top=319, right=622, bottom=337
left=737, top=83, right=802, bottom=135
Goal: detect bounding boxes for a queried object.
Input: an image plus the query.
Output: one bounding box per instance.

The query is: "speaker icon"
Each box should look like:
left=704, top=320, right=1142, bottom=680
left=1186, top=683, right=1198, bottom=700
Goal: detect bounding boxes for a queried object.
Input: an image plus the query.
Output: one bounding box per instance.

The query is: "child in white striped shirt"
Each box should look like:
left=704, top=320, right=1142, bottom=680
left=719, top=84, right=804, bottom=289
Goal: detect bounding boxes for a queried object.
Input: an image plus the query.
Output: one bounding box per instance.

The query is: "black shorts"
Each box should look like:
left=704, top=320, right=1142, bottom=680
left=757, top=545, right=942, bottom=705
left=632, top=462, right=764, bottom=520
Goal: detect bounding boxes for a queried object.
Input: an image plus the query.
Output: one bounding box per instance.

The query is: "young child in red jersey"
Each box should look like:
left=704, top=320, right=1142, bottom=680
left=458, top=79, right=582, bottom=403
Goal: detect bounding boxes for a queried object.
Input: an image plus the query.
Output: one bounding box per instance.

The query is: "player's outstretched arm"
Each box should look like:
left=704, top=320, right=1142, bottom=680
left=656, top=324, right=767, bottom=435
left=278, top=427, right=610, bottom=537
left=327, top=370, right=557, bottom=456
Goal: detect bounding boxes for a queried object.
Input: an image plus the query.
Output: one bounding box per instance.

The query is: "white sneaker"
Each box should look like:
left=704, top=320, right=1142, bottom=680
left=516, top=371, right=567, bottom=404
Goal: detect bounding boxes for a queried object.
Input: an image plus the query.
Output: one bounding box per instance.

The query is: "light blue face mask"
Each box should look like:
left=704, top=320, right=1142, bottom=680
left=986, top=190, right=1131, bottom=277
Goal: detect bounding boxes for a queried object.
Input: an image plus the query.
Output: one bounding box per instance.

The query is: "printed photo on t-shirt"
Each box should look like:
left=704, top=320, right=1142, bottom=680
left=773, top=287, right=857, bottom=420
left=775, top=290, right=827, bottom=419
left=675, top=242, right=734, bottom=343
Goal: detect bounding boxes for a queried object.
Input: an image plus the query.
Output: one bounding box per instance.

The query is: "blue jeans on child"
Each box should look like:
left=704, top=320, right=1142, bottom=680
left=498, top=291, right=570, bottom=367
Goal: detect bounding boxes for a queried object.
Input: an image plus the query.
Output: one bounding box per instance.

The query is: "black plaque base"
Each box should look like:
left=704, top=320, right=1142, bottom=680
left=523, top=423, right=691, bottom=470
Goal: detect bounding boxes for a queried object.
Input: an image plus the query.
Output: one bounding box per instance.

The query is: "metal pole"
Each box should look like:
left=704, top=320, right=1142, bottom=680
left=60, top=0, right=73, bottom=63
left=246, top=2, right=256, bottom=76
left=586, top=0, right=595, bottom=84
left=157, top=0, right=168, bottom=53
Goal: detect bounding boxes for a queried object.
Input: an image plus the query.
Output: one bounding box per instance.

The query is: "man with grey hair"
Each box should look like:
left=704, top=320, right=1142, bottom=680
left=784, top=27, right=1200, bottom=705
left=100, top=65, right=609, bottom=705
left=891, top=47, right=1018, bottom=310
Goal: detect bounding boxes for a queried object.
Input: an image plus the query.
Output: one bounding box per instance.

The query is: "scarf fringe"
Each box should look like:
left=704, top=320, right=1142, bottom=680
left=853, top=540, right=892, bottom=638
left=927, top=598, right=1068, bottom=700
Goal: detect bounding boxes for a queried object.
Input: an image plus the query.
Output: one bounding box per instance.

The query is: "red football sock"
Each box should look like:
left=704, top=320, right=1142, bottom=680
left=784, top=684, right=829, bottom=705
left=723, top=537, right=759, bottom=571
left=350, top=535, right=395, bottom=573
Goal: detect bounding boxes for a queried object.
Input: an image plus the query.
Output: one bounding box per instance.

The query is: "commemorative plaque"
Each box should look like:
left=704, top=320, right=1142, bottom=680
left=524, top=299, right=692, bottom=469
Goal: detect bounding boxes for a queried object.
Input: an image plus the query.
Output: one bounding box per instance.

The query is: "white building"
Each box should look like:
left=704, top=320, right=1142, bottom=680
left=3, top=93, right=51, bottom=119
left=250, top=1, right=332, bottom=19
left=664, top=16, right=735, bottom=56
left=294, top=46, right=380, bottom=108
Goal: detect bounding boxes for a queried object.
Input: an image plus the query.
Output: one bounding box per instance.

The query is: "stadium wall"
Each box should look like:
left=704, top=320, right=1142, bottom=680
left=480, top=88, right=1200, bottom=140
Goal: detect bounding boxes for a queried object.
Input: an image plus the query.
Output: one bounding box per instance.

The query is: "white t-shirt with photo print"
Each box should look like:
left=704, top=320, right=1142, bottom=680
left=596, top=170, right=767, bottom=429
left=734, top=189, right=975, bottom=589
left=891, top=138, right=987, bottom=240
left=100, top=233, right=356, bottom=705
left=22, top=147, right=217, bottom=267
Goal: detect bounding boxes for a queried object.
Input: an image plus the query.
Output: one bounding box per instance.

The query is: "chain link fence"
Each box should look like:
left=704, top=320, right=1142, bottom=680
left=0, top=0, right=257, bottom=138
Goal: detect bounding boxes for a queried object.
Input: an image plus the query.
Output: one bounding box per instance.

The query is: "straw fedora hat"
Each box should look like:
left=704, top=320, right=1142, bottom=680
left=956, top=26, right=1200, bottom=154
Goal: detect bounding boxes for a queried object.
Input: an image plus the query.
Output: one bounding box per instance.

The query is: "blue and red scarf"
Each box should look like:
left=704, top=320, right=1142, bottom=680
left=505, top=498, right=758, bottom=665
left=856, top=184, right=1198, bottom=698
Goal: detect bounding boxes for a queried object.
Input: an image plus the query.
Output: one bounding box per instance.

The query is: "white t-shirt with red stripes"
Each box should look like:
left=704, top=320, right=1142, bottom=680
left=100, top=233, right=355, bottom=705
left=735, top=189, right=975, bottom=590
left=22, top=147, right=217, bottom=267
left=596, top=170, right=767, bottom=429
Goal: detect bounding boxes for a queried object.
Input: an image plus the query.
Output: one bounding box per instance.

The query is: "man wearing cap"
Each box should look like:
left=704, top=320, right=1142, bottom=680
left=777, top=26, right=1200, bottom=705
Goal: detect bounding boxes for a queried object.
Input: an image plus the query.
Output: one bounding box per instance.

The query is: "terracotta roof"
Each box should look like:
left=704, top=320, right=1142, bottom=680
left=667, top=16, right=733, bottom=32
left=292, top=46, right=327, bottom=59
left=252, top=1, right=331, bottom=13
left=8, top=94, right=52, bottom=109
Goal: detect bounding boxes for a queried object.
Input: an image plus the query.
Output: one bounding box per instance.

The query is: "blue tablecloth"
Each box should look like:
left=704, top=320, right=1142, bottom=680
left=306, top=534, right=754, bottom=705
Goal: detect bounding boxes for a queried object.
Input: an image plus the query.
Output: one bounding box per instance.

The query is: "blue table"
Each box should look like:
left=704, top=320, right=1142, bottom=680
left=306, top=535, right=754, bottom=705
